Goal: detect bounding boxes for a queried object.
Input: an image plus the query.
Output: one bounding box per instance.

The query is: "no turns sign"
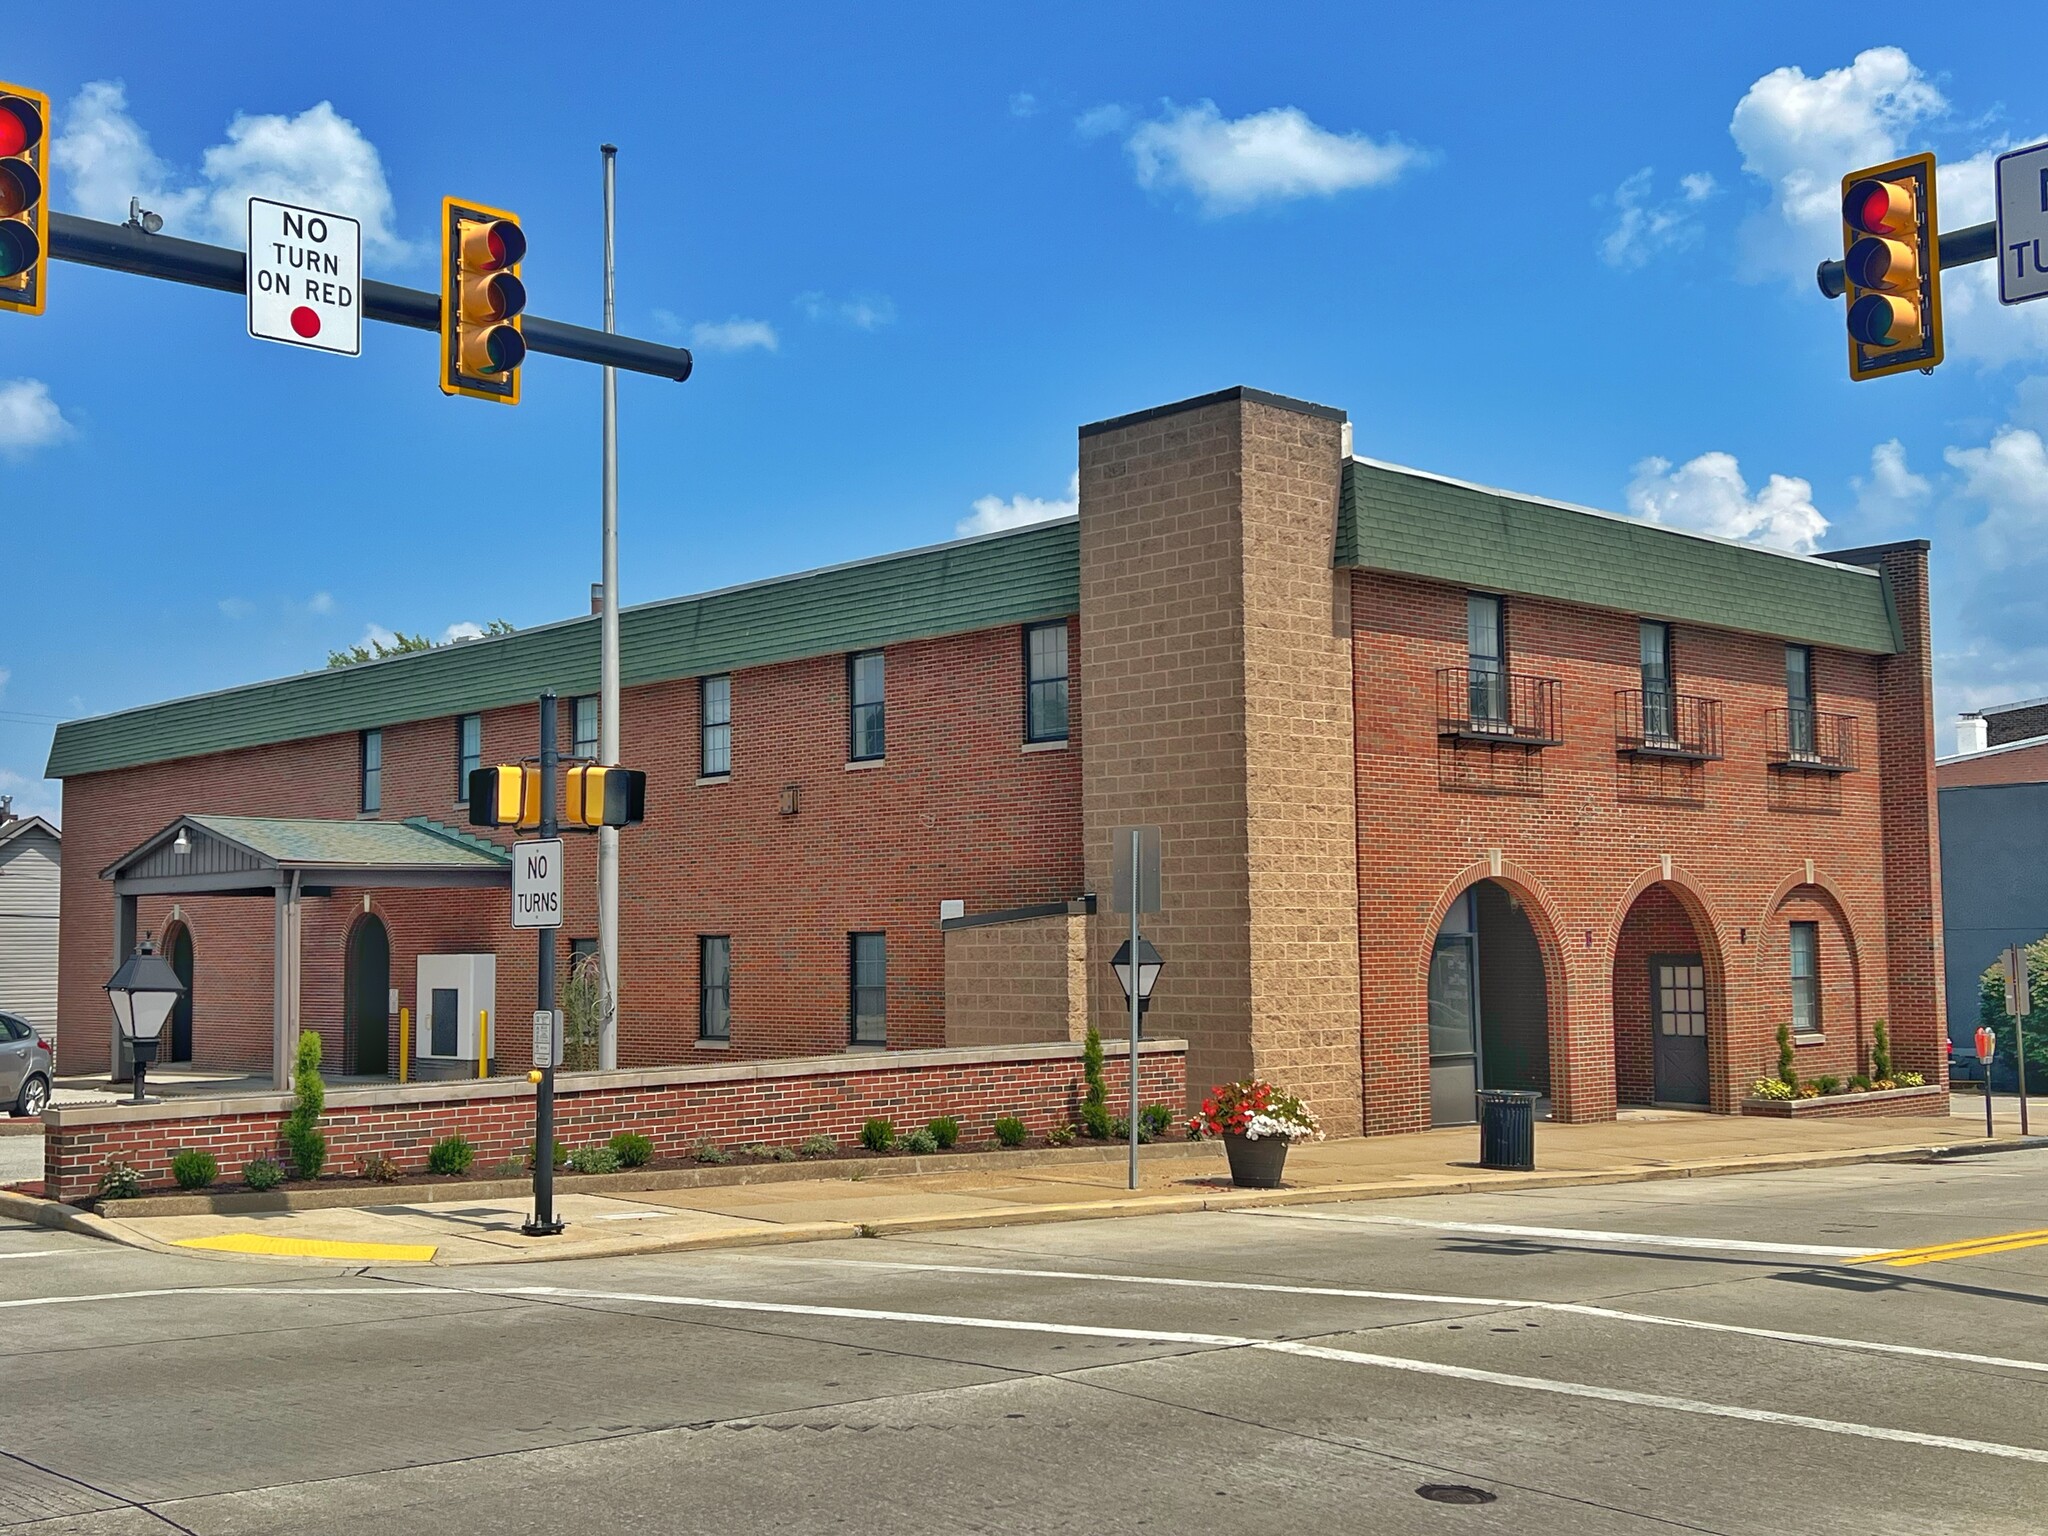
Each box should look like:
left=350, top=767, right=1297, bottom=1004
left=247, top=196, right=361, bottom=355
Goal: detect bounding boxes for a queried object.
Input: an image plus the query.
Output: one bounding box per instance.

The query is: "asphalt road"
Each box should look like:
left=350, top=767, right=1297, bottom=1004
left=4, top=1150, right=2047, bottom=1534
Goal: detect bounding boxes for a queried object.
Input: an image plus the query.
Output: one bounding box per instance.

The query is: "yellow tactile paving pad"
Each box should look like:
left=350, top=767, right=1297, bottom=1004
left=173, top=1234, right=438, bottom=1262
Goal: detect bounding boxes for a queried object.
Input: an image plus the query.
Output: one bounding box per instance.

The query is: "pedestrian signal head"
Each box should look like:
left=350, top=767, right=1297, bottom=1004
left=467, top=764, right=540, bottom=829
left=564, top=765, right=646, bottom=828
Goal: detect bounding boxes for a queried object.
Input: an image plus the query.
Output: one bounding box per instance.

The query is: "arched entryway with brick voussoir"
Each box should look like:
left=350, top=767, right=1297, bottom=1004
left=1611, top=876, right=1728, bottom=1112
left=343, top=910, right=392, bottom=1078
left=160, top=919, right=195, bottom=1064
left=1420, top=863, right=1573, bottom=1128
left=1754, top=878, right=1866, bottom=1092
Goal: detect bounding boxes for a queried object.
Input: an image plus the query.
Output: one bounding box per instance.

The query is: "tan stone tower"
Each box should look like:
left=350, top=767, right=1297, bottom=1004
left=1078, top=388, right=1365, bottom=1136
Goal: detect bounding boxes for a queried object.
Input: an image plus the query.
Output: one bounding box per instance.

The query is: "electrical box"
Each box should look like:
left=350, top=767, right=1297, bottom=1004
left=414, top=953, right=497, bottom=1080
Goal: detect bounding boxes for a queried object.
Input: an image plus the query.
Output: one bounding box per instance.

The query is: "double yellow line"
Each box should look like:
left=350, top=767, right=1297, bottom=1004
left=1849, top=1227, right=2048, bottom=1268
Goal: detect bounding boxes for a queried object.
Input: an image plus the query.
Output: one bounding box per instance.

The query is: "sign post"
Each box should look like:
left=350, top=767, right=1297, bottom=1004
left=2001, top=945, right=2032, bottom=1137
left=1110, top=825, right=1162, bottom=1193
left=523, top=693, right=565, bottom=1236
left=246, top=198, right=361, bottom=355
left=1996, top=142, right=2048, bottom=306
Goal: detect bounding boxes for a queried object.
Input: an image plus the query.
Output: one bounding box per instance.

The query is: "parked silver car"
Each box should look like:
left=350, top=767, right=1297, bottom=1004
left=1, top=1013, right=52, bottom=1116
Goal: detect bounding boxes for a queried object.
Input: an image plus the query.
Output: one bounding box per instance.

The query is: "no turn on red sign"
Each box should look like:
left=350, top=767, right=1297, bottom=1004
left=246, top=196, right=361, bottom=356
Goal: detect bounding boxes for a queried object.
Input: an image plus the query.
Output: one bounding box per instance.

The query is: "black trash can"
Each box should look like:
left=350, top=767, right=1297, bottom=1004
left=1477, top=1089, right=1537, bottom=1171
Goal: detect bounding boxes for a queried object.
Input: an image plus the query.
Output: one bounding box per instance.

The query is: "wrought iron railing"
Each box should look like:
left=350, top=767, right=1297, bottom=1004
left=1614, top=689, right=1723, bottom=761
left=1436, top=667, right=1561, bottom=746
left=1767, top=706, right=1859, bottom=772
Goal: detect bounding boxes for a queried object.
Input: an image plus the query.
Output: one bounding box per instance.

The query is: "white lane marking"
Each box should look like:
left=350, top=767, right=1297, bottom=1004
left=588, top=1212, right=668, bottom=1222
left=6, top=1282, right=2046, bottom=1464
left=767, top=1257, right=2048, bottom=1377
left=0, top=1250, right=66, bottom=1261
left=1251, top=1210, right=1869, bottom=1258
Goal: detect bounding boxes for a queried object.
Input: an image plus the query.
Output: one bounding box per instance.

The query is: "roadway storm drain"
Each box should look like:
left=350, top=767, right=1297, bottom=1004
left=1417, top=1484, right=1498, bottom=1506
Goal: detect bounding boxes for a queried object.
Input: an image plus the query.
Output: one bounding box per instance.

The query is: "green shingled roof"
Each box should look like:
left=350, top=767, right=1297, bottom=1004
left=47, top=518, right=1081, bottom=779
left=187, top=815, right=510, bottom=868
left=1337, top=459, right=1899, bottom=655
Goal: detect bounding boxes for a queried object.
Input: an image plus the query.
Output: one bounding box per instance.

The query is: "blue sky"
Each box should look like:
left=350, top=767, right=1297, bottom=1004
left=6, top=5, right=2048, bottom=821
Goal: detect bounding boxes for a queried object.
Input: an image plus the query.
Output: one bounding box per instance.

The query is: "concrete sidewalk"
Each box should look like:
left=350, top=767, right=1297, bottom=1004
left=41, top=1103, right=2039, bottom=1267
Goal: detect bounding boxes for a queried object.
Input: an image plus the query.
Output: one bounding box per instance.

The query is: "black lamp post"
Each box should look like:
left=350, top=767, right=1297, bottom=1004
left=1109, top=936, right=1164, bottom=1018
left=106, top=936, right=185, bottom=1105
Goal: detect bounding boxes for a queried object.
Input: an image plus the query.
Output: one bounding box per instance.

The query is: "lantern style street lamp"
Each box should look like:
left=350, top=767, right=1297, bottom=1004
left=105, top=936, right=185, bottom=1105
left=1109, top=937, right=1164, bottom=1017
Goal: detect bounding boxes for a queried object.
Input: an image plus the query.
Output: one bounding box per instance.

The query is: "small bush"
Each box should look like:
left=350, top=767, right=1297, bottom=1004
left=1045, top=1123, right=1076, bottom=1147
left=489, top=1157, right=525, bottom=1179
left=1079, top=1101, right=1114, bottom=1141
left=798, top=1134, right=839, bottom=1158
left=528, top=1137, right=568, bottom=1170
left=1750, top=1077, right=1794, bottom=1101
left=96, top=1159, right=141, bottom=1201
left=359, top=1153, right=403, bottom=1184
left=1796, top=1083, right=1822, bottom=1100
left=1776, top=1020, right=1798, bottom=1092
left=993, top=1115, right=1028, bottom=1148
left=243, top=1157, right=284, bottom=1191
left=903, top=1128, right=939, bottom=1155
left=285, top=1123, right=328, bottom=1181
left=926, top=1115, right=961, bottom=1150
left=690, top=1141, right=732, bottom=1165
left=1140, top=1104, right=1176, bottom=1139
left=1814, top=1075, right=1842, bottom=1096
left=1872, top=1017, right=1894, bottom=1082
left=859, top=1117, right=897, bottom=1152
left=565, top=1144, right=621, bottom=1175
left=427, top=1135, right=476, bottom=1176
left=609, top=1131, right=654, bottom=1168
left=738, top=1143, right=797, bottom=1163
left=1849, top=1073, right=1873, bottom=1092
left=1893, top=1070, right=1926, bottom=1088
left=170, top=1149, right=219, bottom=1190
left=282, top=1029, right=327, bottom=1179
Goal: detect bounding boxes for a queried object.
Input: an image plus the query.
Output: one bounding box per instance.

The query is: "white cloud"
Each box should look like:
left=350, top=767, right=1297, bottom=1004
left=1949, top=426, right=2048, bottom=563
left=795, top=292, right=896, bottom=329
left=1009, top=92, right=1040, bottom=119
left=0, top=666, right=11, bottom=694
left=1729, top=47, right=1946, bottom=282
left=1114, top=100, right=1427, bottom=214
left=689, top=317, right=779, bottom=353
left=0, top=767, right=60, bottom=825
left=440, top=621, right=486, bottom=644
left=1599, top=168, right=1716, bottom=269
left=0, top=379, right=72, bottom=459
left=357, top=623, right=400, bottom=652
left=957, top=472, right=1078, bottom=537
left=217, top=597, right=255, bottom=620
left=1850, top=438, right=1932, bottom=528
left=307, top=591, right=336, bottom=615
left=53, top=81, right=406, bottom=260
left=1625, top=451, right=1829, bottom=553
left=1074, top=104, right=1130, bottom=140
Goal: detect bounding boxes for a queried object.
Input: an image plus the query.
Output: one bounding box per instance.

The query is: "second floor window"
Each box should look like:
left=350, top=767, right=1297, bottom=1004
left=1467, top=593, right=1506, bottom=726
left=701, top=675, right=731, bottom=777
left=850, top=932, right=886, bottom=1044
left=1786, top=645, right=1815, bottom=757
left=572, top=696, right=599, bottom=760
left=1025, top=622, right=1069, bottom=742
left=360, top=729, right=382, bottom=813
left=700, top=935, right=731, bottom=1041
left=1640, top=621, right=1673, bottom=745
left=1790, top=921, right=1820, bottom=1034
left=849, top=651, right=885, bottom=761
left=456, top=714, right=481, bottom=799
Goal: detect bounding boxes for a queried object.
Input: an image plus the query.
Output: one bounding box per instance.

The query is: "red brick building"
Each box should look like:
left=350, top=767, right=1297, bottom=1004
left=48, top=388, right=1947, bottom=1136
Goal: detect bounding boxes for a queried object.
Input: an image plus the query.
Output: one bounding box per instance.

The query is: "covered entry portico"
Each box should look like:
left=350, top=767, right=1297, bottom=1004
left=101, top=815, right=511, bottom=1089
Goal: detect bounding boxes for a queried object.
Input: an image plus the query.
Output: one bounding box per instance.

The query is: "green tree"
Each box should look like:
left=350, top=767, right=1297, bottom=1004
left=1979, top=938, right=2048, bottom=1082
left=282, top=1029, right=328, bottom=1179
left=326, top=619, right=514, bottom=669
left=1776, top=1020, right=1798, bottom=1092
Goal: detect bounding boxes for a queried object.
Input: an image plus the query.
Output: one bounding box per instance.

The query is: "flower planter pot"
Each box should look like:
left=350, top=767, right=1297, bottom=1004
left=1223, top=1133, right=1289, bottom=1188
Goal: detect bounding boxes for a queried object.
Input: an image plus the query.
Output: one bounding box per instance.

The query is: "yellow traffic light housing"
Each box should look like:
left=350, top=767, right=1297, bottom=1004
left=467, top=764, right=540, bottom=829
left=0, top=82, right=49, bottom=316
left=1840, top=153, right=1941, bottom=380
left=564, top=765, right=646, bottom=828
left=440, top=198, right=527, bottom=403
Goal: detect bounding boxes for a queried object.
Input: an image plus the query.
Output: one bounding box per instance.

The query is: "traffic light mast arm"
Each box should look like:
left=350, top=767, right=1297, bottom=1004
left=1817, top=219, right=1996, bottom=298
left=48, top=211, right=693, bottom=382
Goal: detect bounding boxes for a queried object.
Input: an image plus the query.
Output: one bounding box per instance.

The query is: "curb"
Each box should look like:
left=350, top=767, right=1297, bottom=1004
left=0, top=1189, right=185, bottom=1256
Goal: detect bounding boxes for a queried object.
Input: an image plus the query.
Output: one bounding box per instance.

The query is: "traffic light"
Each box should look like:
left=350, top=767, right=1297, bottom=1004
left=439, top=198, right=527, bottom=403
left=0, top=82, right=49, bottom=316
left=564, top=765, right=646, bottom=828
left=467, top=765, right=540, bottom=829
left=1840, top=153, right=1941, bottom=381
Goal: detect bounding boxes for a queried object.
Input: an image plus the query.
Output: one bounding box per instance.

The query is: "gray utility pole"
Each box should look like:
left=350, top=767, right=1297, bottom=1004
left=597, top=144, right=622, bottom=1072
left=1128, top=827, right=1141, bottom=1193
left=525, top=692, right=565, bottom=1237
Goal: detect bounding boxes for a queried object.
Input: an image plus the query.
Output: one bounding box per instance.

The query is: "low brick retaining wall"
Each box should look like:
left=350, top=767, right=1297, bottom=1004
left=1738, top=1083, right=1949, bottom=1119
left=44, top=1038, right=1186, bottom=1203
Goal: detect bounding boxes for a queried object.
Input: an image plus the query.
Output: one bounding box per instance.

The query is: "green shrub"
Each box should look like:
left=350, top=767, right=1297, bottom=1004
left=489, top=1157, right=525, bottom=1179
left=690, top=1141, right=732, bottom=1165
left=926, top=1115, right=961, bottom=1150
left=282, top=1030, right=328, bottom=1180
left=859, top=1117, right=897, bottom=1152
left=170, top=1149, right=218, bottom=1190
left=285, top=1123, right=328, bottom=1182
left=1750, top=1077, right=1794, bottom=1101
left=1872, top=1017, right=1893, bottom=1082
left=798, top=1134, right=839, bottom=1158
left=1893, top=1070, right=1926, bottom=1088
left=96, top=1158, right=141, bottom=1201
left=1814, top=1075, right=1842, bottom=1096
left=1776, top=1021, right=1798, bottom=1093
left=903, top=1128, right=939, bottom=1155
left=993, top=1115, right=1028, bottom=1148
left=565, top=1144, right=621, bottom=1174
left=1045, top=1122, right=1076, bottom=1147
left=359, top=1153, right=403, bottom=1184
left=243, top=1157, right=284, bottom=1191
left=427, top=1135, right=475, bottom=1176
left=1082, top=1025, right=1108, bottom=1118
left=1079, top=1101, right=1114, bottom=1141
left=1849, top=1073, right=1873, bottom=1093
left=608, top=1131, right=654, bottom=1168
left=1140, top=1104, right=1176, bottom=1138
left=528, top=1137, right=568, bottom=1170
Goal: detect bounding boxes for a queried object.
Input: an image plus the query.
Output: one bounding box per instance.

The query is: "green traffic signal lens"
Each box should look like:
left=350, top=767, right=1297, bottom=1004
left=0, top=219, right=38, bottom=280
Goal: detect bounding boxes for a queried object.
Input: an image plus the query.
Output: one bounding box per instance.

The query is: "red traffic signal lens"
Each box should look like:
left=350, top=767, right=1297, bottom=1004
left=461, top=217, right=526, bottom=273
left=0, top=219, right=38, bottom=280
left=0, top=96, right=43, bottom=159
left=1844, top=177, right=1914, bottom=237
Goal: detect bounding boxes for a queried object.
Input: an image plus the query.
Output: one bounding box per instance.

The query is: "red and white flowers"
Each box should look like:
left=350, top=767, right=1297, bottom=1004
left=1187, top=1079, right=1323, bottom=1143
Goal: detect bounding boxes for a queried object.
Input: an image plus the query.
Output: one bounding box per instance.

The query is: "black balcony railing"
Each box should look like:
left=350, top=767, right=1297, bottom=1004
left=1767, top=707, right=1859, bottom=773
left=1615, top=689, right=1723, bottom=761
left=1436, top=666, right=1562, bottom=746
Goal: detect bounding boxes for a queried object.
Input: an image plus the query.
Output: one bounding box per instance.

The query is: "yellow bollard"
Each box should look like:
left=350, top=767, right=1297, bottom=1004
left=397, top=1007, right=410, bottom=1084
left=479, top=1009, right=490, bottom=1079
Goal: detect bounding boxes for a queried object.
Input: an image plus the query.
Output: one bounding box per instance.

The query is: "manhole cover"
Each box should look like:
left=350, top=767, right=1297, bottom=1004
left=1417, top=1484, right=1498, bottom=1505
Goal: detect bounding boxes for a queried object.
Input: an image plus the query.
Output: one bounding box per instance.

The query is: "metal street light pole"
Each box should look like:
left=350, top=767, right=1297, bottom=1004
left=597, top=143, right=622, bottom=1072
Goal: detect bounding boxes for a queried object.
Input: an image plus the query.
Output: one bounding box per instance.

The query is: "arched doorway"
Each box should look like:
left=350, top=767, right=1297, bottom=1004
left=344, top=913, right=391, bottom=1077
left=163, top=922, right=194, bottom=1063
left=1428, top=879, right=1552, bottom=1125
left=1612, top=883, right=1715, bottom=1107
